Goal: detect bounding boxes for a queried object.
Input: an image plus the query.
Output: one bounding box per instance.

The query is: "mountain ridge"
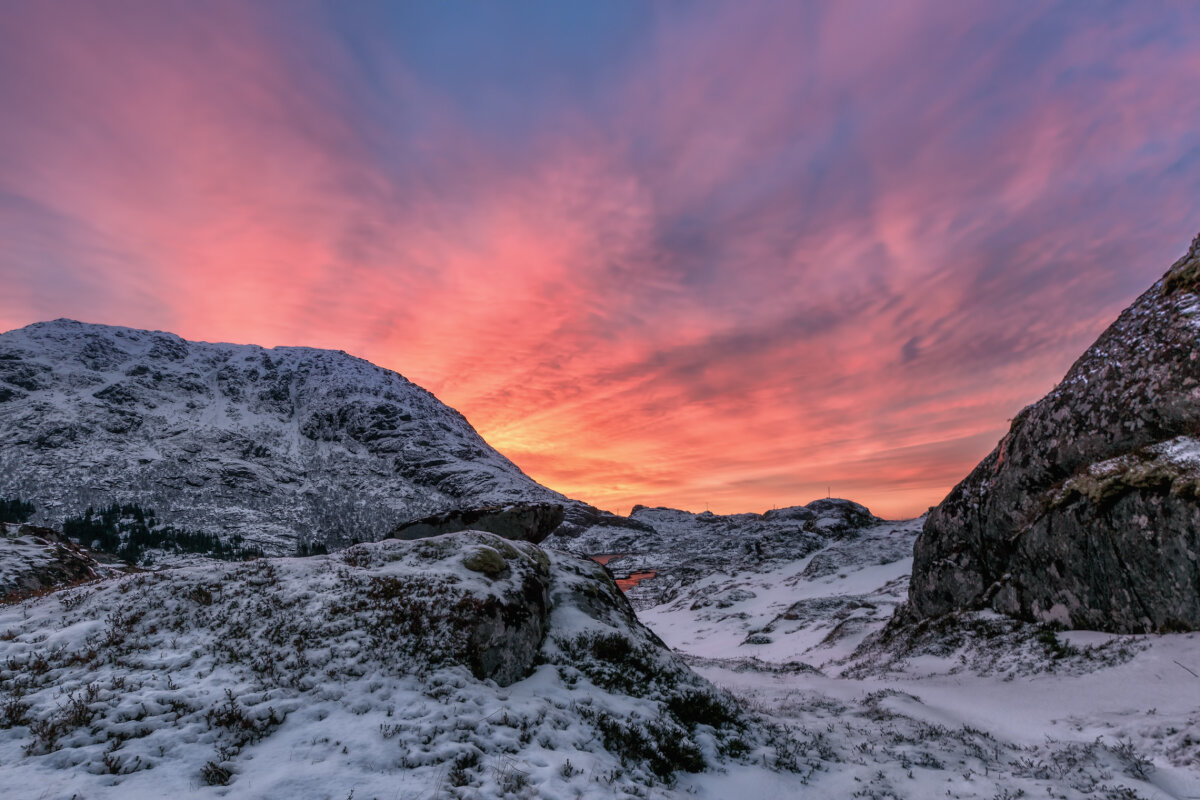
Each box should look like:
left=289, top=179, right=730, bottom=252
left=0, top=318, right=620, bottom=553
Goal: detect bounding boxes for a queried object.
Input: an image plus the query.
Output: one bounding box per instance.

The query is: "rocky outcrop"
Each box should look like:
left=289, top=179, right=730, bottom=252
left=388, top=502, right=565, bottom=545
left=339, top=531, right=553, bottom=685
left=909, top=234, right=1200, bottom=633
left=1, top=522, right=105, bottom=600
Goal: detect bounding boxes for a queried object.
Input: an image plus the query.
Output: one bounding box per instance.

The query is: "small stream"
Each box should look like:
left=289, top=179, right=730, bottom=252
left=589, top=554, right=657, bottom=593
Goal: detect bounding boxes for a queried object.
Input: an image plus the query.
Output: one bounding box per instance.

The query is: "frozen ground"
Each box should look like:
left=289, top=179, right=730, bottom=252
left=0, top=533, right=799, bottom=799
left=636, top=515, right=1200, bottom=800
left=1, top=513, right=1196, bottom=799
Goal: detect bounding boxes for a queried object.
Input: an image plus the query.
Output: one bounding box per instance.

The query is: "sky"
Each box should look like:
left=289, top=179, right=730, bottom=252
left=2, top=1, right=1200, bottom=519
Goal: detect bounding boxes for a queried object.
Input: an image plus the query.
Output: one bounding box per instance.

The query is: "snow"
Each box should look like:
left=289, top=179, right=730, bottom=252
left=548, top=498, right=880, bottom=611
left=679, top=631, right=1200, bottom=799
left=1155, top=435, right=1200, bottom=469
left=0, top=532, right=797, bottom=799
left=638, top=518, right=920, bottom=667
left=627, top=511, right=1200, bottom=800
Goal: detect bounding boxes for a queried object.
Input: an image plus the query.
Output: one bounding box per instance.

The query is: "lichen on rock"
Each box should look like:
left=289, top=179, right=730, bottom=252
left=909, top=233, right=1200, bottom=633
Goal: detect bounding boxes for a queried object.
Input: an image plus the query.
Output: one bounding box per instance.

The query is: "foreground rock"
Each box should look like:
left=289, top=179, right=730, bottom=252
left=0, top=532, right=783, bottom=797
left=910, top=234, right=1200, bottom=633
left=388, top=501, right=565, bottom=545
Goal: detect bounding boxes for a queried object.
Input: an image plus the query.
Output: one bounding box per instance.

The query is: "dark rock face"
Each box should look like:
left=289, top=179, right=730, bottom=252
left=910, top=234, right=1200, bottom=633
left=389, top=502, right=565, bottom=545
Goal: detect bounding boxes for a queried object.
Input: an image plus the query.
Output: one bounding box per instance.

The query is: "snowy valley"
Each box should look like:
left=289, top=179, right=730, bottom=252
left=2, top=509, right=1195, bottom=800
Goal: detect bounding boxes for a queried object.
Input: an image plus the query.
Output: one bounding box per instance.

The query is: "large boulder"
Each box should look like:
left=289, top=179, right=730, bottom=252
left=909, top=234, right=1200, bottom=633
left=340, top=531, right=552, bottom=685
left=388, top=502, right=565, bottom=545
left=0, top=531, right=760, bottom=794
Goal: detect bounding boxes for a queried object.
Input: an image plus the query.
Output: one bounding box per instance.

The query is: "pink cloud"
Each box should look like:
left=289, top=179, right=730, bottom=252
left=2, top=3, right=1199, bottom=518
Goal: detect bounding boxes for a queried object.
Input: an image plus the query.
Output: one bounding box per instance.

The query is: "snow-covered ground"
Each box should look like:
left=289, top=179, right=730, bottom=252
left=633, top=515, right=1200, bottom=799
left=682, top=630, right=1200, bottom=800
left=2, top=508, right=1197, bottom=799
left=639, top=517, right=920, bottom=666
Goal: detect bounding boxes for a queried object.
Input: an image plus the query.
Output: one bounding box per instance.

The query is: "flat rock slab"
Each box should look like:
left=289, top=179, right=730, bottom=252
left=389, top=502, right=565, bottom=545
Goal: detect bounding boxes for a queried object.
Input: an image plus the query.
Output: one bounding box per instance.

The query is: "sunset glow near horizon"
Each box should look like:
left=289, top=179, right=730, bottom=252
left=3, top=2, right=1200, bottom=519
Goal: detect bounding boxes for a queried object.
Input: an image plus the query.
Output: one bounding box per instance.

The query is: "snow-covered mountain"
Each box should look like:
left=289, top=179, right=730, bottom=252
left=546, top=498, right=883, bottom=609
left=0, top=319, right=635, bottom=554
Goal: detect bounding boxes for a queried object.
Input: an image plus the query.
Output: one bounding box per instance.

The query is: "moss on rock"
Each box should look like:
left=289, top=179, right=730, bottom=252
left=462, top=545, right=508, bottom=577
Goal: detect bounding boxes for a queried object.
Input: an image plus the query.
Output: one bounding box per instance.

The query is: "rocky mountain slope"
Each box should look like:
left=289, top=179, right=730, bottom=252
left=0, top=320, right=635, bottom=554
left=910, top=234, right=1200, bottom=633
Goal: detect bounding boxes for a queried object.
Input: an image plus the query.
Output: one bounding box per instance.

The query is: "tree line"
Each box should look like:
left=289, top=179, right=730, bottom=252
left=62, top=503, right=264, bottom=565
left=0, top=497, right=35, bottom=524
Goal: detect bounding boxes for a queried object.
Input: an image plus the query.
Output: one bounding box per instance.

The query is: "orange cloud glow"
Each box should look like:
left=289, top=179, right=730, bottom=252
left=3, top=2, right=1200, bottom=518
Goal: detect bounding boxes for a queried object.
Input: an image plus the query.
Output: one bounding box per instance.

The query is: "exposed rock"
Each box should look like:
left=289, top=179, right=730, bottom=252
left=551, top=503, right=657, bottom=540
left=0, top=522, right=105, bottom=600
left=462, top=544, right=510, bottom=576
left=910, top=233, right=1200, bottom=633
left=389, top=502, right=565, bottom=545
left=310, top=531, right=552, bottom=685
